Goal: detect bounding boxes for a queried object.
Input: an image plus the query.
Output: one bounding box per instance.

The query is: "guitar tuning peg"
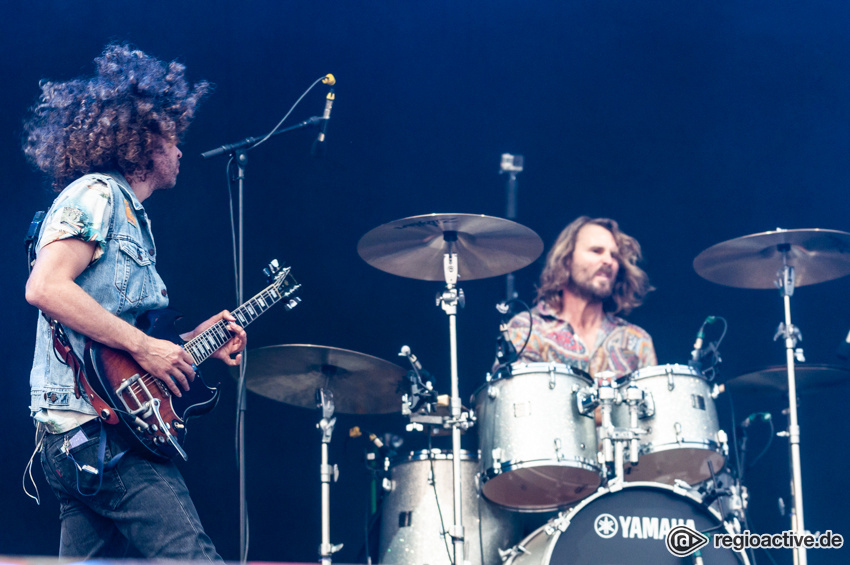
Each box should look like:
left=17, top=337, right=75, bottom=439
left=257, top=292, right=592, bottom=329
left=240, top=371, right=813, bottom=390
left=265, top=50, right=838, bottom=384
left=263, top=259, right=281, bottom=279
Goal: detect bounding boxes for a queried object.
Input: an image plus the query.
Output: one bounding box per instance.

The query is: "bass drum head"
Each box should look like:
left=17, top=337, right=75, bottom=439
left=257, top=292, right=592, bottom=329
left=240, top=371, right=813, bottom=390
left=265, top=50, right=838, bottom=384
left=508, top=482, right=748, bottom=565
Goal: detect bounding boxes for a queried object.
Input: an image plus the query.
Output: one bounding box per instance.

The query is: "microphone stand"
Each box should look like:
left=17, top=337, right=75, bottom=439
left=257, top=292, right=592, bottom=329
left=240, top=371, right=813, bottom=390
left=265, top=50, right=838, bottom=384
left=200, top=116, right=322, bottom=563
left=499, top=154, right=523, bottom=302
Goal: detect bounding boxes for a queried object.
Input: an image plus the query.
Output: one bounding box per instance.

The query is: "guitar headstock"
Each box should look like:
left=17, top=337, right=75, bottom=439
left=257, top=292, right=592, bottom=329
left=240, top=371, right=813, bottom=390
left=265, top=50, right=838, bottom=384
left=264, top=259, right=301, bottom=306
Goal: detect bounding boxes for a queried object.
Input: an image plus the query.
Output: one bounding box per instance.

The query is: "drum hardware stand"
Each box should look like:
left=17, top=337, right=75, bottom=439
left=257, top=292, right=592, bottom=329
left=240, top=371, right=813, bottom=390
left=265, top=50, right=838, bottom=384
left=585, top=376, right=648, bottom=484
left=316, top=388, right=343, bottom=565
left=773, top=258, right=808, bottom=565
left=435, top=236, right=470, bottom=565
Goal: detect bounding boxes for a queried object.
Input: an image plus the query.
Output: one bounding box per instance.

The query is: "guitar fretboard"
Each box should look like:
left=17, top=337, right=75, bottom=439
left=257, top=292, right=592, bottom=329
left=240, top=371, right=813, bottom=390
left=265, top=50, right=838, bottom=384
left=184, top=275, right=295, bottom=365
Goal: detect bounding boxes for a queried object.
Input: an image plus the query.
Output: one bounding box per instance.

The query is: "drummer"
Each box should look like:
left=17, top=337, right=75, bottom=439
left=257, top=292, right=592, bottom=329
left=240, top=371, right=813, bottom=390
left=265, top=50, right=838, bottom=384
left=505, top=216, right=656, bottom=375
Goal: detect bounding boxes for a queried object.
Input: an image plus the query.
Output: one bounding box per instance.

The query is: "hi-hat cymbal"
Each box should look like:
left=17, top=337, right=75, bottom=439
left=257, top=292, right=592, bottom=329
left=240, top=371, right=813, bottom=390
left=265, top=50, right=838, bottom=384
left=357, top=213, right=544, bottom=281
left=725, top=364, right=850, bottom=394
left=240, top=345, right=406, bottom=414
left=693, top=228, right=850, bottom=289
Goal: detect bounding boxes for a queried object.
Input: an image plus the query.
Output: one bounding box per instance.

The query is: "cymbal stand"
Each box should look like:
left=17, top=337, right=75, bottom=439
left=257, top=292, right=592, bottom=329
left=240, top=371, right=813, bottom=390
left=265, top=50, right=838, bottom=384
left=774, top=258, right=807, bottom=565
left=316, top=388, right=343, bottom=565
left=435, top=231, right=468, bottom=565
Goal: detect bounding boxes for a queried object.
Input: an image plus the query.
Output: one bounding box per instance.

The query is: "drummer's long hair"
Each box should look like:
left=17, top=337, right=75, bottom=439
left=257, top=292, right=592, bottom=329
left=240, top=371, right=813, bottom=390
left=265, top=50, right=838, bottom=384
left=22, top=43, right=210, bottom=191
left=536, top=216, right=653, bottom=316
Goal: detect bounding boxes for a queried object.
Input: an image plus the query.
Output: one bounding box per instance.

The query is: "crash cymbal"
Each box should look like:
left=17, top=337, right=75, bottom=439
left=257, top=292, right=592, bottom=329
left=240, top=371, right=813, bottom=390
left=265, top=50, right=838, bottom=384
left=725, top=364, right=850, bottom=394
left=241, top=344, right=406, bottom=414
left=693, top=228, right=850, bottom=289
left=357, top=213, right=543, bottom=281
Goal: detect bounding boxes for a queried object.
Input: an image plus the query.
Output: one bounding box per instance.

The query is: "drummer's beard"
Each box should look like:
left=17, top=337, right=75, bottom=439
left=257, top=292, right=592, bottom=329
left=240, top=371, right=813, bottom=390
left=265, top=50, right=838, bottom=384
left=567, top=269, right=615, bottom=304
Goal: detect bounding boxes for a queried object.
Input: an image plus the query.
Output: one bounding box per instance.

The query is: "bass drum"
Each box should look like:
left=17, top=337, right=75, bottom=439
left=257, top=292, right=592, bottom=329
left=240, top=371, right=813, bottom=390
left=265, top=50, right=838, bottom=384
left=505, top=482, right=749, bottom=565
left=379, top=449, right=521, bottom=565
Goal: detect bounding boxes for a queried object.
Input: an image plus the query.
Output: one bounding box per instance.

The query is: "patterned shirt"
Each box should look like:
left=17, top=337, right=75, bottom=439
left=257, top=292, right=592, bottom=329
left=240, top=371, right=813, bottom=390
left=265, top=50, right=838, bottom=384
left=505, top=301, right=656, bottom=377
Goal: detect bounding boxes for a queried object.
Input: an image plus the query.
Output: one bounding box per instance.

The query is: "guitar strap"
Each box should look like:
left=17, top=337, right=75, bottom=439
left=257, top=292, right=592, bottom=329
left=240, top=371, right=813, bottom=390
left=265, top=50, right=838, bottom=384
left=49, top=321, right=119, bottom=425
left=25, top=210, right=119, bottom=426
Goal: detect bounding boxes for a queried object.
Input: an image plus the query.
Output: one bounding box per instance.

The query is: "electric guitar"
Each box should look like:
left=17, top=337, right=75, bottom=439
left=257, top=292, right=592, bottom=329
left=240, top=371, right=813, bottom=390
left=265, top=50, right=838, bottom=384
left=83, top=260, right=300, bottom=461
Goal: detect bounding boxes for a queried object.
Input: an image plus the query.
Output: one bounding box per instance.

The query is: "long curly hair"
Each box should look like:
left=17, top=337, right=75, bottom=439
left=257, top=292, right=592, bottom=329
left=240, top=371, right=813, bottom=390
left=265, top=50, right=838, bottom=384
left=536, top=216, right=654, bottom=316
left=22, top=43, right=211, bottom=191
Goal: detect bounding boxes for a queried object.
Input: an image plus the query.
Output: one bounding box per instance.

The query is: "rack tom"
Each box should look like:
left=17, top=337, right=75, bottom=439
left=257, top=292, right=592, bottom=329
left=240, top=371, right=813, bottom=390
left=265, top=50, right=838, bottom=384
left=474, top=363, right=601, bottom=511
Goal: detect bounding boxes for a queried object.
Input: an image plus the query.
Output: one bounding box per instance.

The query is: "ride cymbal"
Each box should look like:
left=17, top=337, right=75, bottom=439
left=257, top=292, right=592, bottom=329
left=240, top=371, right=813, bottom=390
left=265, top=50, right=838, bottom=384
left=239, top=344, right=406, bottom=414
left=693, top=228, right=850, bottom=289
left=357, top=213, right=543, bottom=281
left=725, top=364, right=850, bottom=394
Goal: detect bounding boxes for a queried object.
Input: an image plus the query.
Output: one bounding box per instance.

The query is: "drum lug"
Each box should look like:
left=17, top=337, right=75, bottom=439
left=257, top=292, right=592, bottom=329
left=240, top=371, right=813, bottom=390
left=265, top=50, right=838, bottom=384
left=549, top=512, right=572, bottom=533
left=491, top=448, right=503, bottom=473
left=382, top=477, right=393, bottom=492
left=710, top=383, right=722, bottom=399
left=498, top=543, right=530, bottom=562
left=666, top=369, right=675, bottom=391
left=717, top=429, right=729, bottom=455
left=548, top=366, right=557, bottom=389
left=554, top=437, right=567, bottom=461
left=487, top=385, right=499, bottom=399
left=675, top=422, right=683, bottom=444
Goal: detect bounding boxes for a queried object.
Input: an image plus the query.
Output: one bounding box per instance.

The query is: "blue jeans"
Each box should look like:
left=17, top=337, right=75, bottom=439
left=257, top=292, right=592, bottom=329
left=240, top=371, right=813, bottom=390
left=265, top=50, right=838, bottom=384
left=40, top=419, right=222, bottom=561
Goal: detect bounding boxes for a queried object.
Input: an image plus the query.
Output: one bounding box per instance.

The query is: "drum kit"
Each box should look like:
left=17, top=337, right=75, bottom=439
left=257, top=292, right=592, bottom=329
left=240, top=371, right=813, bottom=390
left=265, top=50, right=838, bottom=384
left=240, top=216, right=850, bottom=565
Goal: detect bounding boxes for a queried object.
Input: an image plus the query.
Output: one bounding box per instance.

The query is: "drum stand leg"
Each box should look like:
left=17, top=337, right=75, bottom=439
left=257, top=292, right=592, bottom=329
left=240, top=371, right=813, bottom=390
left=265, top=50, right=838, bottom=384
left=775, top=262, right=807, bottom=565
left=437, top=244, right=468, bottom=565
left=317, top=388, right=343, bottom=565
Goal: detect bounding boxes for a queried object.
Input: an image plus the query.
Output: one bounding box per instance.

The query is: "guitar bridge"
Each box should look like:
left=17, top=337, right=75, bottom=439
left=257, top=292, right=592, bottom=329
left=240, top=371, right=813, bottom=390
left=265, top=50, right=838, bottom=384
left=115, top=373, right=158, bottom=420
left=115, top=373, right=188, bottom=461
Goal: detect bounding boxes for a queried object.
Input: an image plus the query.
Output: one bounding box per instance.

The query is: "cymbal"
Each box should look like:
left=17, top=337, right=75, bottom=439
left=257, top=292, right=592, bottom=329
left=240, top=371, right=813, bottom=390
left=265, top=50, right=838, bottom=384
left=357, top=213, right=544, bottom=281
left=725, top=364, right=850, bottom=394
left=693, top=228, right=850, bottom=289
left=241, top=345, right=406, bottom=414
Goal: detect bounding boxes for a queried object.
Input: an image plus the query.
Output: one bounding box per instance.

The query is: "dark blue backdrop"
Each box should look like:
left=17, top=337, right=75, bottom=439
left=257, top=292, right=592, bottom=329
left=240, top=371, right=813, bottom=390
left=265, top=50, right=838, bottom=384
left=2, top=1, right=849, bottom=563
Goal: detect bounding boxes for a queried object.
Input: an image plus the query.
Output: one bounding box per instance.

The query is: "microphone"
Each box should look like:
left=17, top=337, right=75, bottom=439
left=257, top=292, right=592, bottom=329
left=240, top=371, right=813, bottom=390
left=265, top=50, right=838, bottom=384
left=399, top=345, right=424, bottom=375
left=311, top=75, right=335, bottom=157
left=349, top=427, right=399, bottom=457
left=494, top=302, right=518, bottom=375
left=690, top=316, right=716, bottom=364
left=740, top=412, right=770, bottom=428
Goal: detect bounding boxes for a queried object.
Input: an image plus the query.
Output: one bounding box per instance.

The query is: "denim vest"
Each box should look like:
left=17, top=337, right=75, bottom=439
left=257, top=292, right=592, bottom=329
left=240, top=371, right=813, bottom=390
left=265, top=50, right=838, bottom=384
left=29, top=173, right=169, bottom=416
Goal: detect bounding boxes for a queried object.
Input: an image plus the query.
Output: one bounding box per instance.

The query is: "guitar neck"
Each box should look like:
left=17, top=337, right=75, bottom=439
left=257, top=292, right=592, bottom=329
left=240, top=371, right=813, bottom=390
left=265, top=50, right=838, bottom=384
left=184, top=276, right=295, bottom=365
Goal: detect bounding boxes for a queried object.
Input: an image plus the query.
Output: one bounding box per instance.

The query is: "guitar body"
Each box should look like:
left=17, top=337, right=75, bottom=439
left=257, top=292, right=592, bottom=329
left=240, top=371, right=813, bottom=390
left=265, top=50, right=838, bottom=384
left=84, top=309, right=220, bottom=461
left=80, top=261, right=299, bottom=460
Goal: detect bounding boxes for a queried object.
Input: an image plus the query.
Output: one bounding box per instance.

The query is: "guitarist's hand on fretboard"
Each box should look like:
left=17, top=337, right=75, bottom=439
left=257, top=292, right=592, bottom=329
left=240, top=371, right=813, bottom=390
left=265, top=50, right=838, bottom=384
left=180, top=309, right=247, bottom=368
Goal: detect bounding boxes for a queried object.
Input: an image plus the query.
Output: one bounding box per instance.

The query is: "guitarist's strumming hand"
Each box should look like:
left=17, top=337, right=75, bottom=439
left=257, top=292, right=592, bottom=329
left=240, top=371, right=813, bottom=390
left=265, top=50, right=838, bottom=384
left=133, top=336, right=197, bottom=398
left=180, top=309, right=247, bottom=367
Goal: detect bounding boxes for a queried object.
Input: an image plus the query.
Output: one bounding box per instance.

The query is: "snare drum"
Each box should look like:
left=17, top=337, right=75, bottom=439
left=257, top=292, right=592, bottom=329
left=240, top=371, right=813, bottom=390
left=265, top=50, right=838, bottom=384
left=378, top=450, right=521, bottom=565
left=474, top=363, right=601, bottom=512
left=504, top=482, right=749, bottom=565
left=613, top=364, right=727, bottom=485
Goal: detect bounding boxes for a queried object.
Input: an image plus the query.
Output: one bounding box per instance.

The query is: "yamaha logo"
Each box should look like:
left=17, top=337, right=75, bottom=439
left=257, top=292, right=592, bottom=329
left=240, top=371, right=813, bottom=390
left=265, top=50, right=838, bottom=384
left=593, top=513, right=698, bottom=541
left=594, top=514, right=619, bottom=538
